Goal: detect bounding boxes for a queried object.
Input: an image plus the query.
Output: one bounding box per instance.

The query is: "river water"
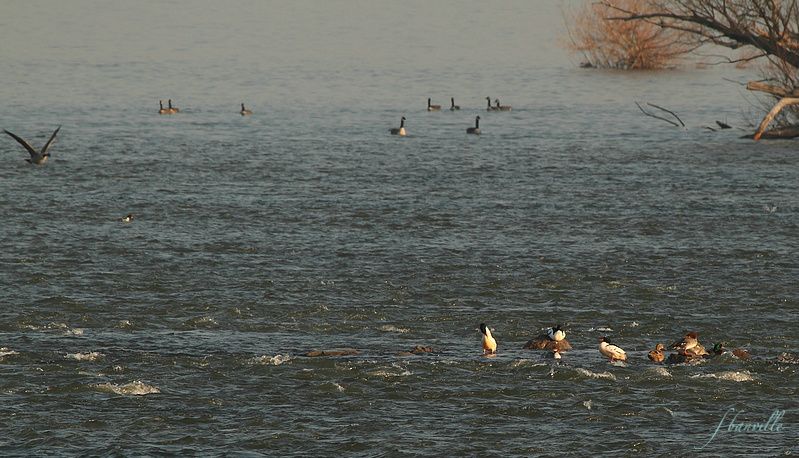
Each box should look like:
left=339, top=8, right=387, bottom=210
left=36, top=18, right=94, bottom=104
left=1, top=1, right=797, bottom=456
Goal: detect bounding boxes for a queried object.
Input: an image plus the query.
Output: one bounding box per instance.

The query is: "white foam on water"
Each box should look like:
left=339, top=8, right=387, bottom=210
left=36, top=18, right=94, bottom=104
left=378, top=325, right=410, bottom=333
left=511, top=359, right=548, bottom=368
left=575, top=368, right=617, bottom=381
left=94, top=380, right=161, bottom=396
left=0, top=347, right=19, bottom=358
left=583, top=399, right=593, bottom=410
left=588, top=326, right=613, bottom=332
left=691, top=370, right=754, bottom=382
left=65, top=352, right=104, bottom=361
left=248, top=354, right=292, bottom=366
left=647, top=366, right=673, bottom=378
left=116, top=320, right=133, bottom=328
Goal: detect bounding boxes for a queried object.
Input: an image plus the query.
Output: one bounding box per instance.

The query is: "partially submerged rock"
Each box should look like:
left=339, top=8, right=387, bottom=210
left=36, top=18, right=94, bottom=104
left=397, top=345, right=434, bottom=356
left=305, top=348, right=359, bottom=357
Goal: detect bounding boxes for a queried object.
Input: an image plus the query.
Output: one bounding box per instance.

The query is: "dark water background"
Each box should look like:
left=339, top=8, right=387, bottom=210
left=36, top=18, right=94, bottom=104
left=1, top=1, right=797, bottom=456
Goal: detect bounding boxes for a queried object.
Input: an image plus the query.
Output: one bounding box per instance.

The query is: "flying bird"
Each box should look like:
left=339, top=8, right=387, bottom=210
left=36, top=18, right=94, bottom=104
left=4, top=126, right=61, bottom=164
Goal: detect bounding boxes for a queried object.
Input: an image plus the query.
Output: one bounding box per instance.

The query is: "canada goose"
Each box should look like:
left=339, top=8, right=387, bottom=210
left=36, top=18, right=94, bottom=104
left=466, top=116, right=481, bottom=135
left=494, top=99, right=512, bottom=111
left=121, top=214, right=134, bottom=223
left=450, top=97, right=460, bottom=111
left=648, top=343, right=665, bottom=363
left=240, top=103, right=252, bottom=116
left=479, top=323, right=497, bottom=355
left=598, top=336, right=627, bottom=362
left=427, top=98, right=441, bottom=111
left=167, top=99, right=179, bottom=113
left=158, top=100, right=170, bottom=115
left=389, top=116, right=406, bottom=136
left=3, top=126, right=61, bottom=165
left=486, top=97, right=498, bottom=111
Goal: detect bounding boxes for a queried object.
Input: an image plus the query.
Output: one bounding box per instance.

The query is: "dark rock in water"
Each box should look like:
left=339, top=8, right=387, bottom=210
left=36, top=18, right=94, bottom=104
left=523, top=334, right=572, bottom=351
left=397, top=345, right=434, bottom=356
left=305, top=348, right=359, bottom=357
left=579, top=61, right=594, bottom=68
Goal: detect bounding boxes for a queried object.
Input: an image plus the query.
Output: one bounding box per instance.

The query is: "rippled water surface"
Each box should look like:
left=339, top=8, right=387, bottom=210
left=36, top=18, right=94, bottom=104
left=1, top=1, right=798, bottom=456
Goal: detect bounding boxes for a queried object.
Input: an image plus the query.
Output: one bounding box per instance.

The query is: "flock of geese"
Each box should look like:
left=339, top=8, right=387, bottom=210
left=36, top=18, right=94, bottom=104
left=391, top=97, right=512, bottom=137
left=2, top=96, right=512, bottom=165
left=480, top=324, right=752, bottom=364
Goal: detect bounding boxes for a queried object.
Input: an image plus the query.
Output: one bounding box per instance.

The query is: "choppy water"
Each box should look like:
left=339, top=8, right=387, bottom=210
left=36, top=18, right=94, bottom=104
left=1, top=1, right=797, bottom=456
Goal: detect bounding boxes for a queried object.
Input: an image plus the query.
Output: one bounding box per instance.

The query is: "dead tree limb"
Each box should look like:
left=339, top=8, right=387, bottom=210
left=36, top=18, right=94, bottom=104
left=746, top=81, right=799, bottom=98
left=647, top=102, right=685, bottom=127
left=753, top=97, right=799, bottom=140
left=635, top=102, right=680, bottom=127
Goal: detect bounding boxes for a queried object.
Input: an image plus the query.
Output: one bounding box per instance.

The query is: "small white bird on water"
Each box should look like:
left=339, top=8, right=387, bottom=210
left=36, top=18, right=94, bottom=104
left=599, top=336, right=627, bottom=362
left=3, top=126, right=61, bottom=164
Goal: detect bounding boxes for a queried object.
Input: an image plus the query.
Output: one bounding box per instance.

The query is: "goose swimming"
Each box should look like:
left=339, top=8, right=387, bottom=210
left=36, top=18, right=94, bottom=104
left=486, top=97, right=498, bottom=111
left=466, top=116, right=481, bottom=135
left=450, top=97, right=460, bottom=111
left=3, top=126, right=61, bottom=165
left=158, top=100, right=170, bottom=115
left=168, top=99, right=179, bottom=113
left=389, top=116, right=407, bottom=136
left=240, top=103, right=252, bottom=116
left=427, top=98, right=441, bottom=112
left=494, top=99, right=512, bottom=111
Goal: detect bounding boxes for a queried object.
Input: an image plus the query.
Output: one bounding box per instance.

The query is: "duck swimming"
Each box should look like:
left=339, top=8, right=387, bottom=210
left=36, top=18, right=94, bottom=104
left=479, top=323, right=497, bottom=355
left=599, top=336, right=627, bottom=362
left=121, top=214, right=134, bottom=223
left=523, top=324, right=572, bottom=352
left=648, top=343, right=665, bottom=363
left=671, top=331, right=708, bottom=357
left=3, top=126, right=61, bottom=165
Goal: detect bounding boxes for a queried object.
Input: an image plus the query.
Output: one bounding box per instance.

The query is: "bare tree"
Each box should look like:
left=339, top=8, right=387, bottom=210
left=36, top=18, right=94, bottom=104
left=563, top=0, right=696, bottom=69
left=603, top=0, right=799, bottom=139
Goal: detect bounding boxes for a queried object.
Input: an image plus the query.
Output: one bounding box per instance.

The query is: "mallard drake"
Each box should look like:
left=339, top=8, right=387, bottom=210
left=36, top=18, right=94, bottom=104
left=599, top=336, right=627, bottom=362
left=479, top=323, right=497, bottom=355
left=4, top=126, right=61, bottom=165
left=711, top=342, right=751, bottom=360
left=648, top=343, right=665, bottom=363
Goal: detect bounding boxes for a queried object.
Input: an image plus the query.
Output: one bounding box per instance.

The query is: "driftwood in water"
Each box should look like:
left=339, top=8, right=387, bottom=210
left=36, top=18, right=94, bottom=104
left=742, top=125, right=799, bottom=139
left=752, top=97, right=799, bottom=140
left=746, top=81, right=799, bottom=140
left=635, top=102, right=684, bottom=127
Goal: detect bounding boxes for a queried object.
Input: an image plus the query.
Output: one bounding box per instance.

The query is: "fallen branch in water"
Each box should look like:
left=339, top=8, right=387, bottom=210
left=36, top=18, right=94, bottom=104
left=753, top=97, right=799, bottom=140
left=635, top=101, right=683, bottom=127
